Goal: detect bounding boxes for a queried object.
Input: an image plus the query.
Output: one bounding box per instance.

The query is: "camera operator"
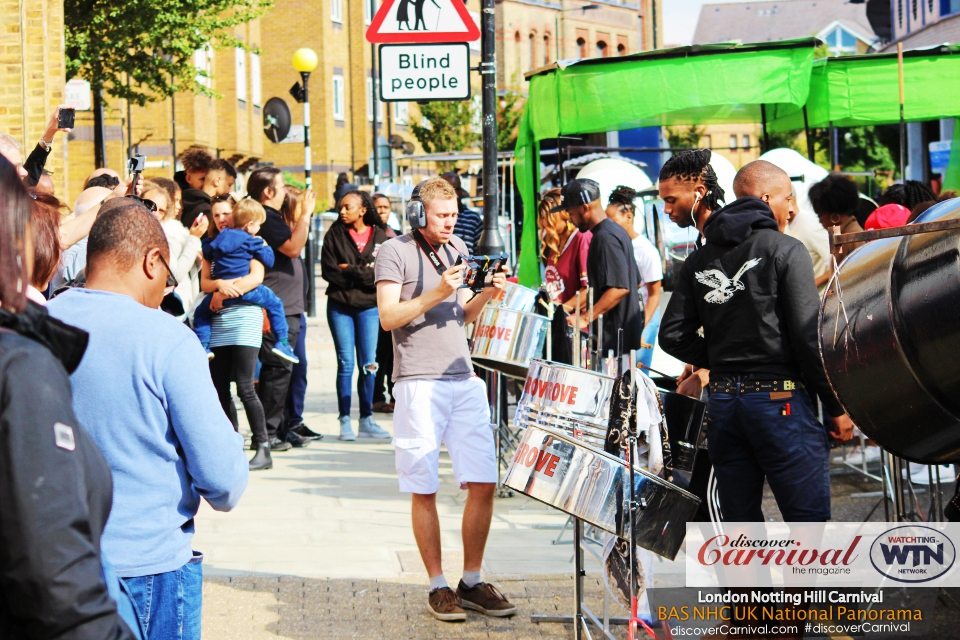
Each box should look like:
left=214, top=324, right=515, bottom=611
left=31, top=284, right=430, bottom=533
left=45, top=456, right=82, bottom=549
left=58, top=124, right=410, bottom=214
left=0, top=106, right=73, bottom=185
left=375, top=177, right=515, bottom=622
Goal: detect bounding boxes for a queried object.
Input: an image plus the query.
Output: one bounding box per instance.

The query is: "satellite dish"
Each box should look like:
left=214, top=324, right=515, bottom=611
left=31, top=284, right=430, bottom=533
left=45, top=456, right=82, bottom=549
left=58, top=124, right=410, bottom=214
left=263, top=97, right=291, bottom=143
left=402, top=141, right=415, bottom=155
left=388, top=134, right=405, bottom=149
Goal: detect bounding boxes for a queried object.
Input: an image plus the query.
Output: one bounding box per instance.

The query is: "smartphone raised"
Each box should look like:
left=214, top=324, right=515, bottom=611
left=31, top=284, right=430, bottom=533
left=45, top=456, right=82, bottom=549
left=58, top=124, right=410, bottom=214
left=57, top=107, right=75, bottom=129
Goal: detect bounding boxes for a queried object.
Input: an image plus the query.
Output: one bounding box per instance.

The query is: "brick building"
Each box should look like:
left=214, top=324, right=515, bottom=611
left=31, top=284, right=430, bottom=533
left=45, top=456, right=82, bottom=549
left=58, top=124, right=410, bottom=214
left=0, top=0, right=68, bottom=198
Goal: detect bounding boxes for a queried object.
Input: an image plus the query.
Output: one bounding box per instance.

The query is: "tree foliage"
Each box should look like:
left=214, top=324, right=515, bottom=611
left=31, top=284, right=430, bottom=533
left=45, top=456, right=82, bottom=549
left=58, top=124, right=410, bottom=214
left=409, top=100, right=480, bottom=156
left=667, top=125, right=706, bottom=149
left=497, top=91, right=525, bottom=151
left=64, top=0, right=273, bottom=105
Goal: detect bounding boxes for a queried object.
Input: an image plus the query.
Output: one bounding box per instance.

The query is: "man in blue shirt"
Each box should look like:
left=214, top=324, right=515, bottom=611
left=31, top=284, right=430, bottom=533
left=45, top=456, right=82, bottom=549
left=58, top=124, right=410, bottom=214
left=47, top=200, right=249, bottom=640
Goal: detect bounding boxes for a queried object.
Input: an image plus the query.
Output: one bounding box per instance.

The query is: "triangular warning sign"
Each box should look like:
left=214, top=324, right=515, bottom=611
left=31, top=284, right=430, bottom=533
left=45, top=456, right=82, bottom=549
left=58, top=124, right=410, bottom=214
left=366, top=0, right=480, bottom=44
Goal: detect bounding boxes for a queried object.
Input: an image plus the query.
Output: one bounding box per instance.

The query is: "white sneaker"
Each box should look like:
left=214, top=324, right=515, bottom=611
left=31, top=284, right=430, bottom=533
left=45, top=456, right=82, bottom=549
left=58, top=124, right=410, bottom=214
left=906, top=463, right=956, bottom=486
left=358, top=415, right=391, bottom=439
left=338, top=416, right=356, bottom=441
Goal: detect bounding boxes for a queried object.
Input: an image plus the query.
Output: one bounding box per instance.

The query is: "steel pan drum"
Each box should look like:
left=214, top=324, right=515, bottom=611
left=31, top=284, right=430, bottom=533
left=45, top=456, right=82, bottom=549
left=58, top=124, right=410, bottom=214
left=515, top=359, right=615, bottom=448
left=489, top=282, right=539, bottom=313
left=504, top=425, right=700, bottom=560
left=660, top=391, right=706, bottom=472
left=471, top=307, right=549, bottom=379
left=820, top=198, right=960, bottom=463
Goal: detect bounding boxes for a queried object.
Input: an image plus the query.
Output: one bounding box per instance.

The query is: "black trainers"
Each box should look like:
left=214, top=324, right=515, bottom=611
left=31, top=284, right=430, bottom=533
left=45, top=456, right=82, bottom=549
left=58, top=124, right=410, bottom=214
left=268, top=437, right=292, bottom=452
left=284, top=431, right=310, bottom=448
left=291, top=423, right=323, bottom=441
left=428, top=587, right=466, bottom=622
left=456, top=581, right=517, bottom=617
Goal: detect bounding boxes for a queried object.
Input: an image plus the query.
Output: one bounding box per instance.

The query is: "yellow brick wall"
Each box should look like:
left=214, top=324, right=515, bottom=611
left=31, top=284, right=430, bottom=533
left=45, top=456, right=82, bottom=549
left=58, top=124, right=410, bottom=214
left=0, top=0, right=67, bottom=198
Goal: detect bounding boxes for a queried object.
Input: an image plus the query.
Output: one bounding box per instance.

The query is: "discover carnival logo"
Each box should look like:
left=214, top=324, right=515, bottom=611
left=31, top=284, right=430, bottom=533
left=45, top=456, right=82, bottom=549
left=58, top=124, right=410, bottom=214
left=869, top=526, right=956, bottom=583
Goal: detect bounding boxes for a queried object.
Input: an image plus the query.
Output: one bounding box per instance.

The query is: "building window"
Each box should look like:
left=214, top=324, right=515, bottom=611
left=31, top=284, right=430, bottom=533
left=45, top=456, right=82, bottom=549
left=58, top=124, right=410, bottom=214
left=395, top=102, right=408, bottom=125
left=529, top=33, right=536, bottom=69
left=729, top=135, right=737, bottom=150
left=333, top=75, right=345, bottom=120
left=235, top=47, right=247, bottom=103
left=250, top=52, right=262, bottom=107
left=194, top=44, right=213, bottom=88
left=742, top=134, right=750, bottom=149
left=617, top=43, right=626, bottom=56
left=823, top=25, right=859, bottom=56
left=364, top=0, right=375, bottom=25
left=332, top=0, right=343, bottom=23
left=577, top=37, right=587, bottom=58
left=943, top=0, right=960, bottom=15
left=898, top=0, right=903, bottom=27
left=597, top=41, right=608, bottom=57
left=544, top=35, right=551, bottom=65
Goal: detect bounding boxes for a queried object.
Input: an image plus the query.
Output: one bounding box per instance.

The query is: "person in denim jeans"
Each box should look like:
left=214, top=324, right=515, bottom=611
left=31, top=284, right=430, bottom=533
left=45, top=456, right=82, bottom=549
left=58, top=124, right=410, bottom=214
left=47, top=201, right=249, bottom=640
left=321, top=190, right=391, bottom=441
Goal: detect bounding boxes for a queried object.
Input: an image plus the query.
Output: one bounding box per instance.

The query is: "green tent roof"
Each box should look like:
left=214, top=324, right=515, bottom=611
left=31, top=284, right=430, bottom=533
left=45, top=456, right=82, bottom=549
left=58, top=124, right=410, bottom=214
left=515, top=39, right=820, bottom=287
left=768, top=44, right=960, bottom=132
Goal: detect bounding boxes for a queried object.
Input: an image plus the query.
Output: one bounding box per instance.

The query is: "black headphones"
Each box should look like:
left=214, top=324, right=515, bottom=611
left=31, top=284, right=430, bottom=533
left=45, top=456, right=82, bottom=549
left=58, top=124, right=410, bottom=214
left=406, top=180, right=428, bottom=230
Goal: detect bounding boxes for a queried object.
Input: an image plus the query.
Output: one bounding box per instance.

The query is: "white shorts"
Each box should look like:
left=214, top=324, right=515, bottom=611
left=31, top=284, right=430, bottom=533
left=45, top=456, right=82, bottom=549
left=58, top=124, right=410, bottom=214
left=392, top=376, right=497, bottom=494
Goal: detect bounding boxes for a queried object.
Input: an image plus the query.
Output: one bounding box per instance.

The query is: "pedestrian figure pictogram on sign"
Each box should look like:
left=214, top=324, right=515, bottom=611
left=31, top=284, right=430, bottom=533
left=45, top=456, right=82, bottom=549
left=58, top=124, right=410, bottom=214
left=367, top=0, right=480, bottom=43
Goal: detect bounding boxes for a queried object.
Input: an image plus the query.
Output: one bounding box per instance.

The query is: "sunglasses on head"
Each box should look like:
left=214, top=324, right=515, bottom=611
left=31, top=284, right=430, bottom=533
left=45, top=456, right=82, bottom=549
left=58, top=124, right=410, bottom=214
left=127, top=195, right=158, bottom=213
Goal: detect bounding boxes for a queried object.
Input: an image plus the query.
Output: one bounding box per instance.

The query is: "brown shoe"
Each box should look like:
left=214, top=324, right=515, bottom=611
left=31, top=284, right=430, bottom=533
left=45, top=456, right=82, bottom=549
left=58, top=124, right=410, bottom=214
left=428, top=587, right=466, bottom=622
left=456, top=581, right=517, bottom=617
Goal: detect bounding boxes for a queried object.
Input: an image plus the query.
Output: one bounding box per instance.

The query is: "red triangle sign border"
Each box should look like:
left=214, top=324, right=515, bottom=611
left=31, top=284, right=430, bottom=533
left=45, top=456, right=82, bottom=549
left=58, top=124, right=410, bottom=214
left=366, top=0, right=481, bottom=44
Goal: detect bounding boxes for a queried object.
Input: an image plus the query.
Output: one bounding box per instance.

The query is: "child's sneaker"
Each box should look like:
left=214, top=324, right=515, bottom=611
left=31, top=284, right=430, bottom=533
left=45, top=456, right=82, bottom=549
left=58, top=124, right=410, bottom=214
left=203, top=345, right=214, bottom=361
left=271, top=340, right=300, bottom=363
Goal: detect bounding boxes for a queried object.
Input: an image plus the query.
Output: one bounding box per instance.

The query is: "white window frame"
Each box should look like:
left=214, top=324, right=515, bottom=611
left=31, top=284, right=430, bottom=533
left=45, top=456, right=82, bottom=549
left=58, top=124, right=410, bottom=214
left=333, top=75, right=345, bottom=121
left=364, top=0, right=375, bottom=25
left=729, top=134, right=737, bottom=150
left=395, top=102, right=408, bottom=125
left=742, top=134, right=750, bottom=149
left=235, top=47, right=247, bottom=103
left=250, top=52, right=262, bottom=107
left=331, top=0, right=343, bottom=23
left=194, top=44, right=213, bottom=88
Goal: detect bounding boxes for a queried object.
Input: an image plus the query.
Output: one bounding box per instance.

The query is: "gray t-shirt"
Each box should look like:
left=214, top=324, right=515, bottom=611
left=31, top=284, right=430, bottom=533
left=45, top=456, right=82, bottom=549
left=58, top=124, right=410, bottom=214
left=374, top=233, right=473, bottom=382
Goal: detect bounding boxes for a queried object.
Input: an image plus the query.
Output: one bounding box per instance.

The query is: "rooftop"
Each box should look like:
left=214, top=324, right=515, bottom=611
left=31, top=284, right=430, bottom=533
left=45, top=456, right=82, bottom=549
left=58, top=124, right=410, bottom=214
left=693, top=0, right=877, bottom=45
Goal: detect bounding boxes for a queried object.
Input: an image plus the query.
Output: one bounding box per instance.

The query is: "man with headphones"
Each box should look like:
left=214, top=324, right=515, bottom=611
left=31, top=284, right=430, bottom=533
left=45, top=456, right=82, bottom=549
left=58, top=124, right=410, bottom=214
left=374, top=177, right=515, bottom=622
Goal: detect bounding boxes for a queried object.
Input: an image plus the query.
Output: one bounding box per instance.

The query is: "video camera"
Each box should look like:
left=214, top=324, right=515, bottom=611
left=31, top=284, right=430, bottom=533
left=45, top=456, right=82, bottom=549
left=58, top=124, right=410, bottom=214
left=454, top=253, right=509, bottom=294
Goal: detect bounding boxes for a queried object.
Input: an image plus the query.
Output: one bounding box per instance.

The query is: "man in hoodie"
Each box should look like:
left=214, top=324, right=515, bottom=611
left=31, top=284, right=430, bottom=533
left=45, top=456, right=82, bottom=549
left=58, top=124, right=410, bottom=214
left=181, top=158, right=236, bottom=229
left=659, top=160, right=855, bottom=523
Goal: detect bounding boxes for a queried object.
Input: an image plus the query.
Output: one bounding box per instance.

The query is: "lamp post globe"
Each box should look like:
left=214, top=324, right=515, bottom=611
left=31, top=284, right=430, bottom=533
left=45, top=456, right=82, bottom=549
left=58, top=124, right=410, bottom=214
left=292, top=48, right=318, bottom=73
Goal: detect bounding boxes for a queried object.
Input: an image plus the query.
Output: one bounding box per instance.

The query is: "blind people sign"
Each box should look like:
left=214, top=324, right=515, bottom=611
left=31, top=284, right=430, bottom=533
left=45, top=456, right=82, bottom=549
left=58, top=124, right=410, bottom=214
left=379, top=43, right=470, bottom=102
left=366, top=0, right=480, bottom=43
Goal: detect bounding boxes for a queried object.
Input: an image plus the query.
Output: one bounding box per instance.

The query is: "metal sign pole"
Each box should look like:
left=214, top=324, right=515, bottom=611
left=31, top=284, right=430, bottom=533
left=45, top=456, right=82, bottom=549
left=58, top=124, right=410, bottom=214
left=477, top=0, right=505, bottom=255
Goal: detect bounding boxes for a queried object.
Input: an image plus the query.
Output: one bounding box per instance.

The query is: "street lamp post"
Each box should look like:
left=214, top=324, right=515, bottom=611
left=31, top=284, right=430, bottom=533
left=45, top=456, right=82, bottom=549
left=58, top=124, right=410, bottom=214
left=293, top=48, right=319, bottom=316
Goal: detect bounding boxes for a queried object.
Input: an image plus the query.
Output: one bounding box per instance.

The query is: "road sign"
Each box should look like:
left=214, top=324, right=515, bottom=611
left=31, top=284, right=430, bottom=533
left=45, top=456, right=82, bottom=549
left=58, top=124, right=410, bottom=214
left=65, top=79, right=92, bottom=110
left=366, top=0, right=480, bottom=44
left=379, top=43, right=470, bottom=102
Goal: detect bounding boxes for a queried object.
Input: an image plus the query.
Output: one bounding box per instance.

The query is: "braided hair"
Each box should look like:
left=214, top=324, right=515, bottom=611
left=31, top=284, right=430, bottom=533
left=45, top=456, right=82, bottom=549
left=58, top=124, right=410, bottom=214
left=608, top=185, right=638, bottom=215
left=879, top=181, right=937, bottom=210
left=659, top=148, right=725, bottom=211
left=338, top=189, right=386, bottom=229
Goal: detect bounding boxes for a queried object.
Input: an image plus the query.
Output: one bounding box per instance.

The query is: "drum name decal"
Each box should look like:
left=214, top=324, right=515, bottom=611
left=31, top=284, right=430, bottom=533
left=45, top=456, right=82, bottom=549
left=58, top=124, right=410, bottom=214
left=513, top=442, right=561, bottom=477
left=522, top=377, right=580, bottom=405
left=474, top=324, right=513, bottom=341
left=695, top=258, right=761, bottom=304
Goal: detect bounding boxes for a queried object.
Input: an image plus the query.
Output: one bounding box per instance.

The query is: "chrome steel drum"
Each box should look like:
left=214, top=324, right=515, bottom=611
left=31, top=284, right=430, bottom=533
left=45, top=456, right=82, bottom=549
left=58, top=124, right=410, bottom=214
left=515, top=359, right=614, bottom=448
left=504, top=425, right=700, bottom=560
left=820, top=198, right=960, bottom=463
left=660, top=391, right=706, bottom=472
left=471, top=307, right=549, bottom=379
left=489, top=282, right=539, bottom=313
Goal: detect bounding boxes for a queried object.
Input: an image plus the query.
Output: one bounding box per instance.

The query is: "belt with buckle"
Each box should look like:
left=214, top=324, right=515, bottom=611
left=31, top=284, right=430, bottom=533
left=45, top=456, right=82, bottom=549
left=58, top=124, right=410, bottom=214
left=708, top=379, right=805, bottom=395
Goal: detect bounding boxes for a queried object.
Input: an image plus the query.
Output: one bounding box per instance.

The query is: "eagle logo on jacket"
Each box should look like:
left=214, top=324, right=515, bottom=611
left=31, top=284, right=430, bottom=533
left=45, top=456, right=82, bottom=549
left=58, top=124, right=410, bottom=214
left=694, top=258, right=762, bottom=304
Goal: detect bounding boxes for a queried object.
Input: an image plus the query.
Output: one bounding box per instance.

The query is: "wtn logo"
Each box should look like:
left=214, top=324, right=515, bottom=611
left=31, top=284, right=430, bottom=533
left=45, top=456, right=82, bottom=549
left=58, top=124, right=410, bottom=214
left=870, top=526, right=956, bottom=583
left=880, top=543, right=944, bottom=566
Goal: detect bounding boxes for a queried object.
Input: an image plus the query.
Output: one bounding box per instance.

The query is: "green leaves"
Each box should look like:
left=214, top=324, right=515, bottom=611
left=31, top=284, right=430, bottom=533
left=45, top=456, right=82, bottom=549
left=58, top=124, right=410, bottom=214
left=410, top=99, right=479, bottom=157
left=65, top=0, right=272, bottom=105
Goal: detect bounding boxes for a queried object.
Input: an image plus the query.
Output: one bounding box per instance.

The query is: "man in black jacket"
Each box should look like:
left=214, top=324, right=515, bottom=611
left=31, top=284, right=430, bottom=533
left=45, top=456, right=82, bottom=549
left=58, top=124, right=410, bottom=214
left=659, top=161, right=854, bottom=522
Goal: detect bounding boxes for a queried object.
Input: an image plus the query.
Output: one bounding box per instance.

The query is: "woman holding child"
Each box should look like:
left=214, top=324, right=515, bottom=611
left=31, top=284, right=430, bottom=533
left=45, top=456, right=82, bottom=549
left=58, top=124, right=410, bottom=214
left=201, top=195, right=276, bottom=471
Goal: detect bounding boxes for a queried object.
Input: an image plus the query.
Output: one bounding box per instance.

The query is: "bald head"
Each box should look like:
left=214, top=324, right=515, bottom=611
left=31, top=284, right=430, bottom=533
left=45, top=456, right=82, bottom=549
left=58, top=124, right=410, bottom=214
left=733, top=160, right=794, bottom=231
left=84, top=167, right=120, bottom=189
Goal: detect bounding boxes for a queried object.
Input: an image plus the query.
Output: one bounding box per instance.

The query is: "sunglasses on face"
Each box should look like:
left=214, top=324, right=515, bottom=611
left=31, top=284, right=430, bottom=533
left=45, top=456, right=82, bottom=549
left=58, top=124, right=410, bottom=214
left=128, top=195, right=158, bottom=214
left=157, top=253, right=178, bottom=288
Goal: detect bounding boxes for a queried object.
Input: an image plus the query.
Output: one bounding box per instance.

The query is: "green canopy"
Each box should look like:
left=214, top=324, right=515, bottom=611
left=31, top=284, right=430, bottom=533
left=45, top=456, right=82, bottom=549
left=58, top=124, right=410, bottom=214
left=515, top=39, right=820, bottom=287
left=768, top=45, right=960, bottom=132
